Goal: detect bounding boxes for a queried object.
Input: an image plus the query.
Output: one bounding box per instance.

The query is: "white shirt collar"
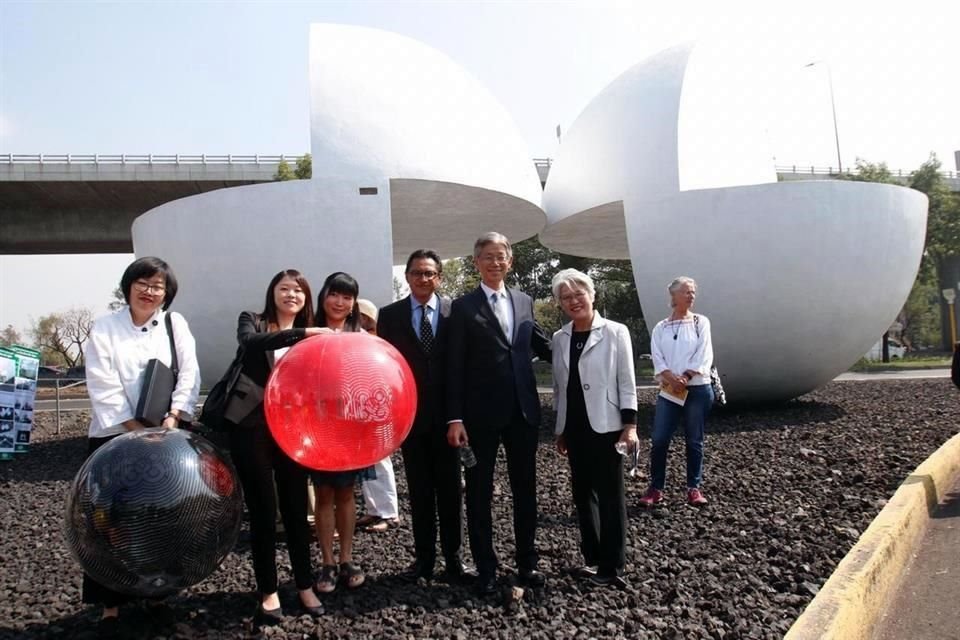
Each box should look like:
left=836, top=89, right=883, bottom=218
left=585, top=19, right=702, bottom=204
left=409, top=293, right=438, bottom=311
left=480, top=282, right=507, bottom=299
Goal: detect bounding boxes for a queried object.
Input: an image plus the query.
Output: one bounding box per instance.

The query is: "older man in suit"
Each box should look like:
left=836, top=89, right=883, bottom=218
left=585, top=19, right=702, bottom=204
left=446, top=232, right=552, bottom=595
left=378, top=249, right=474, bottom=582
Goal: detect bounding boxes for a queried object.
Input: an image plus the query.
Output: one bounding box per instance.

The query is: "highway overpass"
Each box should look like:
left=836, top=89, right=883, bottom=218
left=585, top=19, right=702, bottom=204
left=1, top=153, right=957, bottom=254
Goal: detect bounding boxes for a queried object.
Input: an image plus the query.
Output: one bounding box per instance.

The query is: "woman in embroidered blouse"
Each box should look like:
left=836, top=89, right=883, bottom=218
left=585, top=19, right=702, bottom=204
left=640, top=276, right=715, bottom=508
left=82, top=256, right=201, bottom=634
left=551, top=269, right=638, bottom=588
left=228, top=269, right=326, bottom=625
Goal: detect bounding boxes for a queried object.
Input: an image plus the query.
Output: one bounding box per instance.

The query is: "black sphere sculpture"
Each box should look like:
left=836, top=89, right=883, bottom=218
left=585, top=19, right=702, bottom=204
left=64, top=428, right=242, bottom=597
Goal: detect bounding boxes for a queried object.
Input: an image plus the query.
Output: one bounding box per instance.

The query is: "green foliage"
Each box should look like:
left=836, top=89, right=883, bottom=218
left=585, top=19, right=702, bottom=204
left=534, top=299, right=563, bottom=337
left=274, top=160, right=294, bottom=181
left=912, top=154, right=960, bottom=263
left=274, top=154, right=312, bottom=181
left=294, top=153, right=312, bottom=180
left=839, top=158, right=897, bottom=184
left=900, top=260, right=942, bottom=349
left=438, top=257, right=479, bottom=299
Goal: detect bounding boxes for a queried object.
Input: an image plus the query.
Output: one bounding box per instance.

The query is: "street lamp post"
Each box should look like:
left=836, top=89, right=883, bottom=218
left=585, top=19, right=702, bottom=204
left=942, top=288, right=957, bottom=346
left=805, top=61, right=843, bottom=174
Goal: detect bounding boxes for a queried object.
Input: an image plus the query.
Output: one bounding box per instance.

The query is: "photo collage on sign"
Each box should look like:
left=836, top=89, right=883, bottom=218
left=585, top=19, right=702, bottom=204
left=0, top=346, right=41, bottom=459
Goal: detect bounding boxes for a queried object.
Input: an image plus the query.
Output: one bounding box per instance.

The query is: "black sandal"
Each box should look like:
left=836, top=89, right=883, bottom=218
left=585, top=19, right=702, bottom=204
left=339, top=562, right=365, bottom=589
left=315, top=564, right=338, bottom=594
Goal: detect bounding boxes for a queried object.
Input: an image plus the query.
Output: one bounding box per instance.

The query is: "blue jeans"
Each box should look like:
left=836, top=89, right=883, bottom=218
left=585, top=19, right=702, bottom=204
left=650, top=384, right=713, bottom=490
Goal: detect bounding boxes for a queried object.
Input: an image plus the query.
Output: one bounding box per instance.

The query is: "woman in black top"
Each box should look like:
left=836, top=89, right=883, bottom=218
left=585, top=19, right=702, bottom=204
left=550, top=268, right=638, bottom=587
left=228, top=269, right=326, bottom=625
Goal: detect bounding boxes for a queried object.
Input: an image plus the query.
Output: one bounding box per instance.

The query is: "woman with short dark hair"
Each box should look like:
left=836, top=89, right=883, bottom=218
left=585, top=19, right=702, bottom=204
left=82, top=256, right=200, bottom=635
left=227, top=269, right=326, bottom=625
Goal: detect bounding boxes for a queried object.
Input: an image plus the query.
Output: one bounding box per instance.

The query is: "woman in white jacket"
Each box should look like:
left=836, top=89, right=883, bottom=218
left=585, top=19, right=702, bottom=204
left=551, top=268, right=638, bottom=587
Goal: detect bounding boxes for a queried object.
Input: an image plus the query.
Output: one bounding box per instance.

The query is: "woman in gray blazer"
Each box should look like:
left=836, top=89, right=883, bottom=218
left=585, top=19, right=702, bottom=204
left=551, top=268, right=638, bottom=587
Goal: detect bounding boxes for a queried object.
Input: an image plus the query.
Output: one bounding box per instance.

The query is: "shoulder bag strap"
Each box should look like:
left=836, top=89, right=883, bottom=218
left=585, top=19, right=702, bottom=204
left=165, top=312, right=179, bottom=376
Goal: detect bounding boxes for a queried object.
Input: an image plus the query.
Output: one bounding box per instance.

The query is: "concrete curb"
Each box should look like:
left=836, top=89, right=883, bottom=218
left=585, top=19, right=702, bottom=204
left=784, top=431, right=960, bottom=640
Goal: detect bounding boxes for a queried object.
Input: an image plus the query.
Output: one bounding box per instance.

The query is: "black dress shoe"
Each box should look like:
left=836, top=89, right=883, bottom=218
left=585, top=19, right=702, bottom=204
left=254, top=604, right=284, bottom=626
left=518, top=568, right=546, bottom=587
left=401, top=560, right=434, bottom=581
left=475, top=574, right=498, bottom=596
left=297, top=600, right=324, bottom=618
left=444, top=560, right=479, bottom=582
left=588, top=573, right=629, bottom=589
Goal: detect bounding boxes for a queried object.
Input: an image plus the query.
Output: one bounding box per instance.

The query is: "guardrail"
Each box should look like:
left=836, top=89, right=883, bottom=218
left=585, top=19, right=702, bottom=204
left=775, top=164, right=958, bottom=180
left=0, top=153, right=305, bottom=165
left=0, top=154, right=950, bottom=180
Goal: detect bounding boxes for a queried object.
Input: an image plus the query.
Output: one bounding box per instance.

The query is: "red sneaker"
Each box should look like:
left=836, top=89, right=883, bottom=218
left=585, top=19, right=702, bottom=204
left=638, top=488, right=663, bottom=507
left=687, top=488, right=708, bottom=506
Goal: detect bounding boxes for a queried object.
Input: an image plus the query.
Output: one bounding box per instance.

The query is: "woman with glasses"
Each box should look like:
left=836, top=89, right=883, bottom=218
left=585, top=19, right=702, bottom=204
left=82, top=256, right=201, bottom=636
left=550, top=268, right=637, bottom=588
left=227, top=269, right=328, bottom=626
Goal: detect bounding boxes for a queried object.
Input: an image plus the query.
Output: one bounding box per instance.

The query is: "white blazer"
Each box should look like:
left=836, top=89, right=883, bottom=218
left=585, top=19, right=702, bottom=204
left=552, top=314, right=638, bottom=435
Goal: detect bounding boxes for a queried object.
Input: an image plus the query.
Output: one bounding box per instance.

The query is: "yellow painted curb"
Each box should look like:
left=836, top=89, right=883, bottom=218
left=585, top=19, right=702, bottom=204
left=784, top=431, right=960, bottom=640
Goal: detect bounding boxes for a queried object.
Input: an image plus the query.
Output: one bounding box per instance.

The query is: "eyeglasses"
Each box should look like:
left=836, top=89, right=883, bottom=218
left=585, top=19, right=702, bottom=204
left=479, top=254, right=510, bottom=264
left=408, top=270, right=439, bottom=280
left=560, top=291, right=589, bottom=304
left=133, top=281, right=166, bottom=295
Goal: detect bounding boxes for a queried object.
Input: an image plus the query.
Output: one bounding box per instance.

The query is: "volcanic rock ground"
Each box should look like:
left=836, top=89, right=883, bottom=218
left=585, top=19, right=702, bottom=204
left=1, top=380, right=957, bottom=639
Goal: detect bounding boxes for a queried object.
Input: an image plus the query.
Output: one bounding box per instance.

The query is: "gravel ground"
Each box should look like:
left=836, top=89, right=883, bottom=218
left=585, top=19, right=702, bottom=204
left=1, top=380, right=957, bottom=640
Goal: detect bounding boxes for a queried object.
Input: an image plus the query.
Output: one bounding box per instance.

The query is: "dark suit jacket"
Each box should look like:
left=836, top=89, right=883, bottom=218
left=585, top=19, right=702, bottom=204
left=446, top=286, right=551, bottom=429
left=235, top=311, right=308, bottom=388
left=377, top=295, right=451, bottom=437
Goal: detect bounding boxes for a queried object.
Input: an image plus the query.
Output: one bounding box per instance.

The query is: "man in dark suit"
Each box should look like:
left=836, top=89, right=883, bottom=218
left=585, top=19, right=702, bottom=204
left=378, top=249, right=474, bottom=582
left=446, top=232, right=552, bottom=595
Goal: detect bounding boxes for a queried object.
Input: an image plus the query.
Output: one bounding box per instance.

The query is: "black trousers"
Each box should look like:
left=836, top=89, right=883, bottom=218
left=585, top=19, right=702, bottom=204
left=82, top=435, right=133, bottom=608
left=229, top=412, right=313, bottom=594
left=566, top=425, right=626, bottom=577
left=400, top=426, right=463, bottom=569
left=464, top=409, right=539, bottom=578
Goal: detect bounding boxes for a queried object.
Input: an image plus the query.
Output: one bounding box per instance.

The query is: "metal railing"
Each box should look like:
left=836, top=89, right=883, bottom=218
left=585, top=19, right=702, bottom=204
left=0, top=153, right=305, bottom=165
left=0, top=154, right=951, bottom=179
left=775, top=164, right=958, bottom=180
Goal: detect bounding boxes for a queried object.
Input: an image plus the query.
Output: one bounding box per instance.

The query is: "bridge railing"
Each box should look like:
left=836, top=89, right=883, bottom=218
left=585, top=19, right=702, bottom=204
left=0, top=154, right=951, bottom=179
left=0, top=153, right=306, bottom=165
left=775, top=164, right=957, bottom=180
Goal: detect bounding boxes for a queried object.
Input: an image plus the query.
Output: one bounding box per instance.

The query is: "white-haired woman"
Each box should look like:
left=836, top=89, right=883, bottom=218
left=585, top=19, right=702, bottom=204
left=640, top=276, right=714, bottom=507
left=551, top=268, right=638, bottom=587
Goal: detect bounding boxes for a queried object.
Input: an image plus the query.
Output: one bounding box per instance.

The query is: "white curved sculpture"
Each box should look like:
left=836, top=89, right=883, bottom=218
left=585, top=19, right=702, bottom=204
left=540, top=43, right=928, bottom=403
left=134, top=24, right=544, bottom=382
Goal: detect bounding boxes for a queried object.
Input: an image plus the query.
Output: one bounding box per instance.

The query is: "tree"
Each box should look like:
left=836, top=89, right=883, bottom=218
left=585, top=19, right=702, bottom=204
left=30, top=308, right=94, bottom=368
left=909, top=154, right=960, bottom=349
left=839, top=158, right=895, bottom=184
left=0, top=325, right=22, bottom=347
left=108, top=286, right=125, bottom=311
left=274, top=153, right=312, bottom=181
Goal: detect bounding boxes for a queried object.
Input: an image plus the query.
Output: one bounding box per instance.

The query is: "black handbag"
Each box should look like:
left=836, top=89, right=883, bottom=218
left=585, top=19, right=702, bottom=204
left=134, top=313, right=179, bottom=427
left=198, top=314, right=262, bottom=431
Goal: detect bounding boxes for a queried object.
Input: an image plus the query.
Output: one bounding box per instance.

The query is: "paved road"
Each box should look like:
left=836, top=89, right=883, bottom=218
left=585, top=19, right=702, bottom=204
left=36, top=370, right=951, bottom=413
left=874, top=474, right=960, bottom=640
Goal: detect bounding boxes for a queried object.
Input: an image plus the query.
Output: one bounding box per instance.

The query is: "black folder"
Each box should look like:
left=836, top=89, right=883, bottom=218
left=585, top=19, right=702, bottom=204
left=135, top=358, right=176, bottom=427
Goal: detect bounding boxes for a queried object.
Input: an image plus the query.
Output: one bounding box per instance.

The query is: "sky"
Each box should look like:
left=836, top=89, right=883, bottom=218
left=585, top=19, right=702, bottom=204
left=1, top=0, right=958, bottom=338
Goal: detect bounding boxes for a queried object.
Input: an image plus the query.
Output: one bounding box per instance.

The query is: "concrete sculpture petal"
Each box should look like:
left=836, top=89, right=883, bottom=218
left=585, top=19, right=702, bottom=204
left=133, top=24, right=544, bottom=382
left=540, top=42, right=928, bottom=402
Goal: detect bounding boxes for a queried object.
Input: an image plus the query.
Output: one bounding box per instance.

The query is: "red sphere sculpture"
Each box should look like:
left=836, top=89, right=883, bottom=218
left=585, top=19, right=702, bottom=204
left=264, top=333, right=417, bottom=471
